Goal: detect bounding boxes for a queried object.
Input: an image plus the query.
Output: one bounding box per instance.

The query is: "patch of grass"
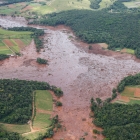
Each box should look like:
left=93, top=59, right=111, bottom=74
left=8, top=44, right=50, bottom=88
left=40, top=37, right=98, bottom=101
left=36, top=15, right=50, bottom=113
left=99, top=0, right=115, bottom=9
left=33, top=90, right=53, bottom=129
left=115, top=86, right=140, bottom=104
left=0, top=49, right=13, bottom=54
left=23, top=128, right=48, bottom=140
left=0, top=28, right=32, bottom=54
left=126, top=48, right=135, bottom=54
left=10, top=46, right=20, bottom=53
left=128, top=99, right=140, bottom=104
left=123, top=1, right=140, bottom=8
left=0, top=123, right=30, bottom=134
left=35, top=90, right=53, bottom=111
left=0, top=28, right=32, bottom=37
left=121, top=86, right=135, bottom=97
left=33, top=113, right=52, bottom=129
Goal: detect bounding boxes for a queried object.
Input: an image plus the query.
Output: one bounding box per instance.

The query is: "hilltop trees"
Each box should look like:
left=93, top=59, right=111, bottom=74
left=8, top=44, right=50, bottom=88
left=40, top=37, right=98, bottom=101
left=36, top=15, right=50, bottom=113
left=31, top=10, right=140, bottom=58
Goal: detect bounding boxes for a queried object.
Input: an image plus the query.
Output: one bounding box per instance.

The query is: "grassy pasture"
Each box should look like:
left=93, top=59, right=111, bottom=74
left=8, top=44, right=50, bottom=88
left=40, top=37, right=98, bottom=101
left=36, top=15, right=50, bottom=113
left=0, top=2, right=28, bottom=15
left=115, top=86, right=140, bottom=104
left=0, top=123, right=30, bottom=134
left=0, top=0, right=91, bottom=16
left=33, top=113, right=52, bottom=129
left=33, top=90, right=53, bottom=129
left=121, top=48, right=135, bottom=54
left=23, top=128, right=48, bottom=140
left=99, top=0, right=115, bottom=9
left=0, top=28, right=32, bottom=54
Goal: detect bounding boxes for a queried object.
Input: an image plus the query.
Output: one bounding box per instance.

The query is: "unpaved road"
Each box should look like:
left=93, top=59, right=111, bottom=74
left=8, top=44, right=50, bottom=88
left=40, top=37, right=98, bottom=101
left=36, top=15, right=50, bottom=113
left=0, top=17, right=140, bottom=140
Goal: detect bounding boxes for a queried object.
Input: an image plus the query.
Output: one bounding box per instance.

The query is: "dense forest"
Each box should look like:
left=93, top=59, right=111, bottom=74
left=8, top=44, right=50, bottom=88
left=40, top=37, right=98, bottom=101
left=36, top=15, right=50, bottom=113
left=91, top=73, right=140, bottom=140
left=0, top=79, right=50, bottom=124
left=8, top=27, right=44, bottom=52
left=92, top=101, right=140, bottom=140
left=31, top=10, right=140, bottom=58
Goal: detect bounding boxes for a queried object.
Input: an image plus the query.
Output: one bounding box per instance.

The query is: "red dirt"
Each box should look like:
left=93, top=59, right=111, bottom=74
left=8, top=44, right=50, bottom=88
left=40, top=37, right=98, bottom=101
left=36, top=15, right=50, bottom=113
left=13, top=39, right=25, bottom=48
left=134, top=88, right=140, bottom=97
left=3, top=39, right=15, bottom=47
left=21, top=5, right=33, bottom=12
left=120, top=96, right=130, bottom=102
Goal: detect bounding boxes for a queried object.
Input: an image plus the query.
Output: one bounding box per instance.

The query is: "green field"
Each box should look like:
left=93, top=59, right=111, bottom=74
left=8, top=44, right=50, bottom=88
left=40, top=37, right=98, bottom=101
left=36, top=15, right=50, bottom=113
left=115, top=86, right=140, bottom=104
left=33, top=90, right=53, bottom=130
left=0, top=123, right=30, bottom=134
left=0, top=0, right=91, bottom=16
left=0, top=28, right=32, bottom=54
left=123, top=0, right=140, bottom=8
left=23, top=128, right=48, bottom=140
left=35, top=90, right=53, bottom=111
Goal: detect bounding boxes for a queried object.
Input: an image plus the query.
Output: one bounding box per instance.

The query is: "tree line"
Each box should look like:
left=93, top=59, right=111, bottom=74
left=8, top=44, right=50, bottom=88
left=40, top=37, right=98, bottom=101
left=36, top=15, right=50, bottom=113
left=31, top=10, right=140, bottom=58
left=91, top=73, right=140, bottom=140
left=0, top=0, right=32, bottom=6
left=8, top=27, right=44, bottom=52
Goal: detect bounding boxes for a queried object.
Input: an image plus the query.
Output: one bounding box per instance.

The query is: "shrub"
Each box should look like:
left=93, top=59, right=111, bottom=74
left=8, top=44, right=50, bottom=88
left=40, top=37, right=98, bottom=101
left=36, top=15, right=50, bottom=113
left=36, top=57, right=48, bottom=64
left=56, top=101, right=62, bottom=106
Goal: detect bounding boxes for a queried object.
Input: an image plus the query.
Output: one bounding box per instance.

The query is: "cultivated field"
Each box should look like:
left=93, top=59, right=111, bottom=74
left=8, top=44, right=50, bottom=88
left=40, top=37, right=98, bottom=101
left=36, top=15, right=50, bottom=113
left=24, top=90, right=53, bottom=140
left=0, top=123, right=30, bottom=134
left=115, top=86, right=140, bottom=104
left=0, top=28, right=32, bottom=54
left=0, top=90, right=53, bottom=140
left=33, top=90, right=53, bottom=130
left=0, top=0, right=91, bottom=16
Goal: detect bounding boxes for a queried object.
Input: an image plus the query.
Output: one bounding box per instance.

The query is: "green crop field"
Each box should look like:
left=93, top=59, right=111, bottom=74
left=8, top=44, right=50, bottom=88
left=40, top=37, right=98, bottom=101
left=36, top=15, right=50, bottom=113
left=32, top=90, right=53, bottom=130
left=35, top=90, right=53, bottom=111
left=0, top=28, right=32, bottom=54
left=0, top=123, right=30, bottom=134
left=0, top=0, right=91, bottom=16
left=33, top=113, right=52, bottom=129
left=23, top=128, right=48, bottom=140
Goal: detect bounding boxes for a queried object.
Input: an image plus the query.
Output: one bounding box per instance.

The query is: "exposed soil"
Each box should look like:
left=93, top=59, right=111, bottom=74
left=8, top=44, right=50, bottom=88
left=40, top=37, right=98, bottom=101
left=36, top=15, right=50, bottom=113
left=134, top=88, right=140, bottom=97
left=3, top=39, right=14, bottom=47
left=13, top=39, right=25, bottom=48
left=119, top=96, right=130, bottom=102
left=1, top=17, right=140, bottom=140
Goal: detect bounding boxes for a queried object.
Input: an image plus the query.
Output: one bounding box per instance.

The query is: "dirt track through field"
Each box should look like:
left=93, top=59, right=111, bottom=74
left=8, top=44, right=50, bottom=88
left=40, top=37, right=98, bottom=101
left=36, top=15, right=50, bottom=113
left=1, top=17, right=140, bottom=140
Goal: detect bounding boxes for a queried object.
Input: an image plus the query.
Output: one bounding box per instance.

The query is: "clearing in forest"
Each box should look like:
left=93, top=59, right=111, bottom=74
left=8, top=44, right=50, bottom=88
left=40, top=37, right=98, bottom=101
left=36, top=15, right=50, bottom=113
left=115, top=86, right=140, bottom=104
left=23, top=90, right=53, bottom=140
left=33, top=90, right=53, bottom=129
left=0, top=28, right=32, bottom=54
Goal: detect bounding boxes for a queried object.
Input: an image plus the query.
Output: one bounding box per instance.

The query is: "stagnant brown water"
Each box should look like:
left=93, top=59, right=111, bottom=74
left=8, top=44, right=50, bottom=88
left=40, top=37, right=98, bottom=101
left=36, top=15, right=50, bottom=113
left=1, top=17, right=140, bottom=140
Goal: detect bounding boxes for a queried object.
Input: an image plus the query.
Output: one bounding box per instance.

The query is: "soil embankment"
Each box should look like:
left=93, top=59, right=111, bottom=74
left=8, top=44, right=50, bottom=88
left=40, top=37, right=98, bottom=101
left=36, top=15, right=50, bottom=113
left=0, top=17, right=140, bottom=140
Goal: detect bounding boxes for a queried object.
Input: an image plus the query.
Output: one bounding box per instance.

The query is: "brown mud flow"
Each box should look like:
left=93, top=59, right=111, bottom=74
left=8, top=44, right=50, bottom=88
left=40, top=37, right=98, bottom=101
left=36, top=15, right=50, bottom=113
left=1, top=17, right=140, bottom=140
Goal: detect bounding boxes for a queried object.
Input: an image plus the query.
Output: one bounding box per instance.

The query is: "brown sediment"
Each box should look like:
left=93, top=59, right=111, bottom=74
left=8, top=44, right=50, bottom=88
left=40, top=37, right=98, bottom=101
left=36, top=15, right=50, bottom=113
left=1, top=17, right=140, bottom=139
left=13, top=39, right=25, bottom=48
left=3, top=39, right=15, bottom=47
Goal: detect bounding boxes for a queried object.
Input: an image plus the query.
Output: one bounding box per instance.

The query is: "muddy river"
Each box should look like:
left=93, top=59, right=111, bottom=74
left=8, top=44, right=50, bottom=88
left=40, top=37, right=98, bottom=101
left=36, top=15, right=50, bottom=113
left=1, top=17, right=140, bottom=140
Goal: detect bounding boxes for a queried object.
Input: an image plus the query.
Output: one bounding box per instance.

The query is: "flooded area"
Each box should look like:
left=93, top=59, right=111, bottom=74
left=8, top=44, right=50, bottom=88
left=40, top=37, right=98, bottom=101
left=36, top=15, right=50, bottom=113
left=1, top=17, right=140, bottom=139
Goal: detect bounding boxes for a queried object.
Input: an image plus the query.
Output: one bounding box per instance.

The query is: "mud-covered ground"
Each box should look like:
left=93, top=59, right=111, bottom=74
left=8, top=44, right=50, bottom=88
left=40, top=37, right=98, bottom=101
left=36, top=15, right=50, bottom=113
left=1, top=17, right=140, bottom=140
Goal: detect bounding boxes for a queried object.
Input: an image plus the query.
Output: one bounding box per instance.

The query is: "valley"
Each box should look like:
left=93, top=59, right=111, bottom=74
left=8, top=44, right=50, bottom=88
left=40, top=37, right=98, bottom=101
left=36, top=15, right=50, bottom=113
left=1, top=16, right=140, bottom=139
